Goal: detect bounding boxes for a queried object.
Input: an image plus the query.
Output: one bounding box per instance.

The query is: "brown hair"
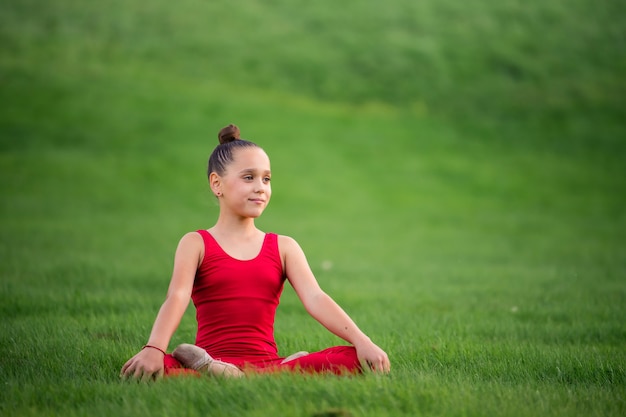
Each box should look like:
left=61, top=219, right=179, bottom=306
left=208, top=124, right=260, bottom=177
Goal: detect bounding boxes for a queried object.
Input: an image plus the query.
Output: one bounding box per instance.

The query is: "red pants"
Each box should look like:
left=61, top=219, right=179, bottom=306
left=164, top=346, right=361, bottom=377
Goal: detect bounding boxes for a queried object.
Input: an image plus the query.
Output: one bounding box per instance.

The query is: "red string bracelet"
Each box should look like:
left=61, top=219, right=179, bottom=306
left=142, top=344, right=166, bottom=355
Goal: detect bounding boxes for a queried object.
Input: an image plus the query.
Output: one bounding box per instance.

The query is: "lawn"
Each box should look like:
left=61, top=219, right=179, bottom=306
left=1, top=1, right=624, bottom=416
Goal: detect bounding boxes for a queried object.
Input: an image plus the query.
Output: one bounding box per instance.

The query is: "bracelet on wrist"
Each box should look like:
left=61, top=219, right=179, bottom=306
left=142, top=344, right=166, bottom=355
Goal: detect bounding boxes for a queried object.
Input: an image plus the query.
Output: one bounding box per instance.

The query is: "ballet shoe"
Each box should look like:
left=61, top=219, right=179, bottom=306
left=172, top=344, right=244, bottom=378
left=280, top=351, right=309, bottom=364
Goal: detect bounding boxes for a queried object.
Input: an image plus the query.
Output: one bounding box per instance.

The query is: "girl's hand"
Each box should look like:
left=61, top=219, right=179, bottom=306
left=355, top=340, right=391, bottom=374
left=120, top=348, right=165, bottom=382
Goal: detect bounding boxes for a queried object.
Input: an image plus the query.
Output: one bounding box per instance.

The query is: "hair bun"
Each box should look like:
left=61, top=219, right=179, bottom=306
left=218, top=124, right=241, bottom=144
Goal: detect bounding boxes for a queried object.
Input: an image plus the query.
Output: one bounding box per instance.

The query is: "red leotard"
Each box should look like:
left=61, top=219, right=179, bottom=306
left=163, top=229, right=361, bottom=375
left=193, top=230, right=284, bottom=363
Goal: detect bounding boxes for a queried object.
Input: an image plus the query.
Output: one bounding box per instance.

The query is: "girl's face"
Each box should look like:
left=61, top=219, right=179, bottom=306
left=217, top=147, right=272, bottom=219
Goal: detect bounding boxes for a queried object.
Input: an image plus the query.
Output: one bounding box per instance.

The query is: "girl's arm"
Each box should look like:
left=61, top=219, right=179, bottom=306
left=280, top=236, right=390, bottom=373
left=120, top=232, right=202, bottom=381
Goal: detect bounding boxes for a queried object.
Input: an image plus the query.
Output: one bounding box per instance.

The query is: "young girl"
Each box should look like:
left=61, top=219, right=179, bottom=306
left=120, top=124, right=390, bottom=381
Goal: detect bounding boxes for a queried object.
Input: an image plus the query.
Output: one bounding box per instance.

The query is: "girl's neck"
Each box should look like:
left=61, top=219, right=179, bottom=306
left=211, top=215, right=260, bottom=238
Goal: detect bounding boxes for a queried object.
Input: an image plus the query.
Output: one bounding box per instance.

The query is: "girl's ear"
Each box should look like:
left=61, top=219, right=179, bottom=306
left=209, top=172, right=222, bottom=197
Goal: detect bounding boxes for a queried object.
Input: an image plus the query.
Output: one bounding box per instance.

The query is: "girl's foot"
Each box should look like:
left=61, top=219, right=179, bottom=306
left=280, top=351, right=309, bottom=364
left=172, top=344, right=244, bottom=377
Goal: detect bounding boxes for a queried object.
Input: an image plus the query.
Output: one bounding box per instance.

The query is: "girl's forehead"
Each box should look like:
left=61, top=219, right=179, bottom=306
left=230, top=147, right=271, bottom=170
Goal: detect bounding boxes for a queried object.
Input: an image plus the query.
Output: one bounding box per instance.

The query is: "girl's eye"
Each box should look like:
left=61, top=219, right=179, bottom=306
left=264, top=177, right=271, bottom=183
left=243, top=175, right=253, bottom=180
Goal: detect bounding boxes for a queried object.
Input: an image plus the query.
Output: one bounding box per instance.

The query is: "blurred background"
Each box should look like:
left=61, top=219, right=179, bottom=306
left=1, top=0, right=624, bottom=324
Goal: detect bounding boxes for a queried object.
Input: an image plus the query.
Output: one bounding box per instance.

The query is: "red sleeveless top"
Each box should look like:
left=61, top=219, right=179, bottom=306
left=191, top=230, right=286, bottom=363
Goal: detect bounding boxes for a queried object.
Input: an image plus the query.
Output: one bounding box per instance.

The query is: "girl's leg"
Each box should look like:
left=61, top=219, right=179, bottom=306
left=171, top=344, right=245, bottom=378
left=279, top=346, right=362, bottom=375
left=163, top=354, right=199, bottom=377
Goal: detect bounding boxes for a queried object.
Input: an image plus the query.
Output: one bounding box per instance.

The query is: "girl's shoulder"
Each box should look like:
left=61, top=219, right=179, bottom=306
left=276, top=233, right=298, bottom=246
left=169, top=231, right=206, bottom=267
left=276, top=234, right=306, bottom=256
left=181, top=230, right=206, bottom=242
left=176, top=231, right=206, bottom=253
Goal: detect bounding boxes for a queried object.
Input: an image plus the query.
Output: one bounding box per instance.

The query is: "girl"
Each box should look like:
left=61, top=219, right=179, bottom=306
left=120, top=124, right=390, bottom=381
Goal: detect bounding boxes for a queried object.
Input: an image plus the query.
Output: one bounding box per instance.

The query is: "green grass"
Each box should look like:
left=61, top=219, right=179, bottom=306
left=1, top=0, right=625, bottom=416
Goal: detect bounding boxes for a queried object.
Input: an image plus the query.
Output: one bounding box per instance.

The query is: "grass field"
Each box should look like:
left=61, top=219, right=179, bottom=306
left=1, top=1, right=625, bottom=416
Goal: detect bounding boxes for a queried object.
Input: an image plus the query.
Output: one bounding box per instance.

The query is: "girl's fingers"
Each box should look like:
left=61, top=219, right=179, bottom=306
left=379, top=351, right=390, bottom=372
left=367, top=355, right=390, bottom=373
left=121, top=361, right=135, bottom=379
left=120, top=356, right=164, bottom=382
left=141, top=370, right=154, bottom=383
left=121, top=356, right=141, bottom=378
left=120, top=361, right=130, bottom=377
left=133, top=366, right=144, bottom=380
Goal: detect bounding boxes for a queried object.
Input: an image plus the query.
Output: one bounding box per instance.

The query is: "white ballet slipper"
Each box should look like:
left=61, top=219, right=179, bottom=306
left=172, top=344, right=244, bottom=378
left=280, top=351, right=309, bottom=364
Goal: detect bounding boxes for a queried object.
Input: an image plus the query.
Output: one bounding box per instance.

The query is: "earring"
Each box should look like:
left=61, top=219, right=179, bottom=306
left=216, top=192, right=222, bottom=197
